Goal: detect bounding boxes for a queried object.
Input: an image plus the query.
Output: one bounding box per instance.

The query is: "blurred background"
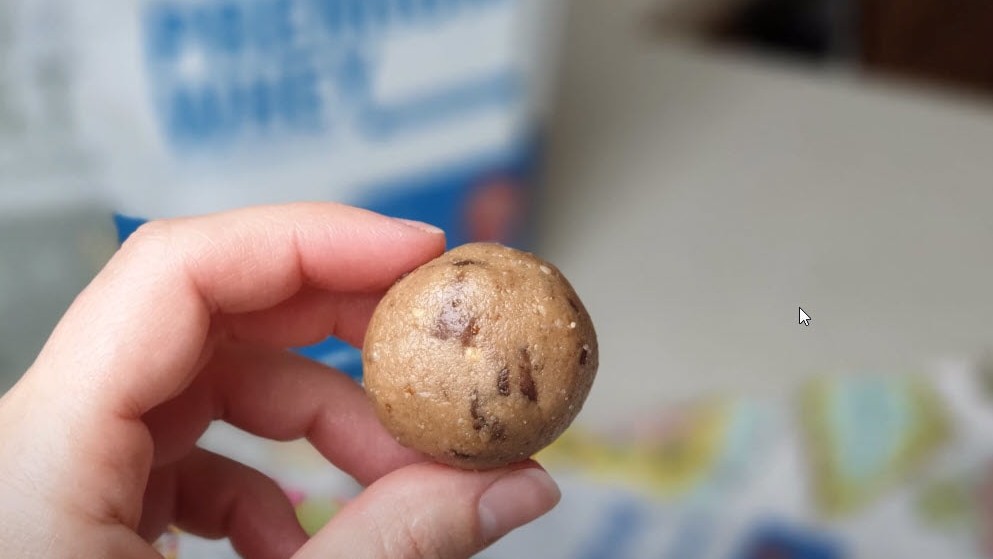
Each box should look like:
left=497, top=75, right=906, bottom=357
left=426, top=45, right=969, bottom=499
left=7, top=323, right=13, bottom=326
left=4, top=0, right=993, bottom=557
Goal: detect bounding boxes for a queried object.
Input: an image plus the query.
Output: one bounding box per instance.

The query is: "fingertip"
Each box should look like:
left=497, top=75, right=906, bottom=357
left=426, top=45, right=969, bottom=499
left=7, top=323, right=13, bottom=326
left=393, top=218, right=446, bottom=237
left=477, top=465, right=560, bottom=544
left=296, top=460, right=559, bottom=559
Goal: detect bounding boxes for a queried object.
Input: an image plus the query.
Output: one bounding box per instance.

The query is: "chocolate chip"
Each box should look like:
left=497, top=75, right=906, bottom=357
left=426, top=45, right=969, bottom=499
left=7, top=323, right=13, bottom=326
left=519, top=348, right=538, bottom=403
left=521, top=377, right=538, bottom=403
left=579, top=346, right=589, bottom=365
left=567, top=298, right=580, bottom=313
left=384, top=403, right=393, bottom=413
left=434, top=296, right=468, bottom=340
left=497, top=367, right=510, bottom=396
left=433, top=286, right=482, bottom=346
left=452, top=259, right=481, bottom=267
left=434, top=305, right=480, bottom=346
left=449, top=449, right=475, bottom=460
left=470, top=391, right=486, bottom=430
left=459, top=317, right=480, bottom=347
left=490, top=421, right=507, bottom=441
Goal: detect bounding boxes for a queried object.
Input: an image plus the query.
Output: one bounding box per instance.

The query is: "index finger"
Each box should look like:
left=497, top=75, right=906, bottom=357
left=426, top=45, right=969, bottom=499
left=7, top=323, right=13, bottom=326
left=31, top=203, right=446, bottom=419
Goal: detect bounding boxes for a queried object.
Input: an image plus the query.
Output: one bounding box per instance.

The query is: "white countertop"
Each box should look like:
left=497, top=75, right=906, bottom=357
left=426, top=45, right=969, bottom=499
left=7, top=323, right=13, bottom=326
left=542, top=1, right=993, bottom=425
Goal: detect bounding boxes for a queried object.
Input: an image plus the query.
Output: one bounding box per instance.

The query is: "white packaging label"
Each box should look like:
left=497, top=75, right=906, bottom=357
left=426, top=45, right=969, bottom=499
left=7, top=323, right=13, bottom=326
left=64, top=0, right=562, bottom=219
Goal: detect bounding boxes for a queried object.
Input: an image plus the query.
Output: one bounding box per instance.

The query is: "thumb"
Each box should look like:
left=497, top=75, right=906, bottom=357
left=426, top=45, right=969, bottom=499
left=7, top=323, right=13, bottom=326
left=295, top=461, right=560, bottom=559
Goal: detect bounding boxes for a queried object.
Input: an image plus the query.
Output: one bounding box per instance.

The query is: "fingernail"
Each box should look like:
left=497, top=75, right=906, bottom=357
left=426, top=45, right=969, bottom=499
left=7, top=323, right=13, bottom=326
left=395, top=218, right=444, bottom=235
left=478, top=467, right=561, bottom=543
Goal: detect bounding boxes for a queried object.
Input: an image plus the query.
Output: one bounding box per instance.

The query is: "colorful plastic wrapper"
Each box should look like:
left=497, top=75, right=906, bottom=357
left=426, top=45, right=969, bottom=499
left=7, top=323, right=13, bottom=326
left=155, top=361, right=993, bottom=558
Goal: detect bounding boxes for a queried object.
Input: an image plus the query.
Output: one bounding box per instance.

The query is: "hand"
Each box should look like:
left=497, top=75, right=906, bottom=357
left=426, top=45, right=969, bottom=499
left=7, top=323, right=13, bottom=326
left=0, top=204, right=560, bottom=559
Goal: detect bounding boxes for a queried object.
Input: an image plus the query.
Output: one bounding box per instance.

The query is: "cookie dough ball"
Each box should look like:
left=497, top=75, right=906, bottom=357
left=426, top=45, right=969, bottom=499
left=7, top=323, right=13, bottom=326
left=363, top=242, right=598, bottom=469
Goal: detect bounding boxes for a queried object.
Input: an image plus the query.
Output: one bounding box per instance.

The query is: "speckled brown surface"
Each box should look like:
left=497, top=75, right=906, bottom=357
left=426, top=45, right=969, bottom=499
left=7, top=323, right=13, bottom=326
left=363, top=243, right=599, bottom=469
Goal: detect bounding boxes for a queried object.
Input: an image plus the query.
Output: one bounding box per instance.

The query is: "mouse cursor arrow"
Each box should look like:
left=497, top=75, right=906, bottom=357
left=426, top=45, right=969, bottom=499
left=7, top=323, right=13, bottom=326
left=799, top=307, right=811, bottom=326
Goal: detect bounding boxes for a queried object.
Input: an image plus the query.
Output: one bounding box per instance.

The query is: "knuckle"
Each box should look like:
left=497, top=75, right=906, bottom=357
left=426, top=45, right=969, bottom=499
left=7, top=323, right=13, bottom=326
left=377, top=501, right=448, bottom=559
left=396, top=518, right=438, bottom=559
